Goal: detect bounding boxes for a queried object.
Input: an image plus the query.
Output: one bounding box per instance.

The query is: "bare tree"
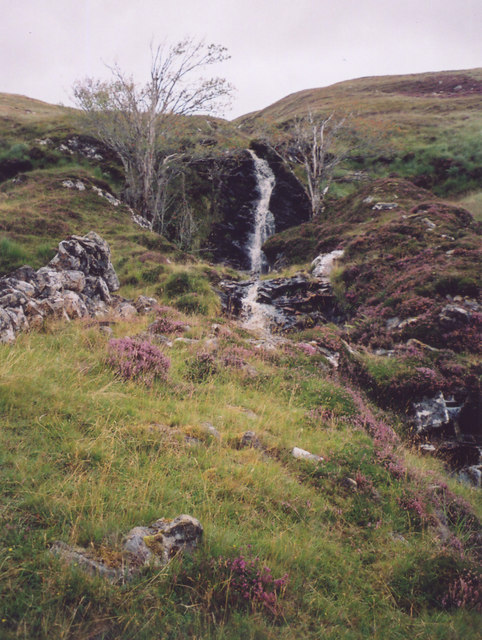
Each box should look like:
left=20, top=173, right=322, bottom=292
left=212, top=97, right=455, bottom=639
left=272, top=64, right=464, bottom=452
left=264, top=112, right=350, bottom=218
left=73, top=39, right=233, bottom=232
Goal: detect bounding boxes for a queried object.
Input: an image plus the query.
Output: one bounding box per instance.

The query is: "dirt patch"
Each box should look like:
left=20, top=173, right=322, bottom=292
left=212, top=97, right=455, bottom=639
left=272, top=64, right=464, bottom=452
left=381, top=75, right=482, bottom=98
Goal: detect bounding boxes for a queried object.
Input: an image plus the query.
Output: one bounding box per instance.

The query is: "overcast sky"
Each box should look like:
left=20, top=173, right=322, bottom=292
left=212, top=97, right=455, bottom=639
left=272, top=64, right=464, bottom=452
left=2, top=0, right=481, bottom=119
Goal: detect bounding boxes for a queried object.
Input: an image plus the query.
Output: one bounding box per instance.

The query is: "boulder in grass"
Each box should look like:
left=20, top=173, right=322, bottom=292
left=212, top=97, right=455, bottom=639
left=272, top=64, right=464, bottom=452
left=51, top=514, right=203, bottom=583
left=123, top=514, right=203, bottom=567
left=292, top=447, right=323, bottom=463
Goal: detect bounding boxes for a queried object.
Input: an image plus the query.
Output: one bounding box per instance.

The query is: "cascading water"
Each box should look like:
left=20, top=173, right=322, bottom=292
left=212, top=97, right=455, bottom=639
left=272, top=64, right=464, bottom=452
left=241, top=151, right=278, bottom=333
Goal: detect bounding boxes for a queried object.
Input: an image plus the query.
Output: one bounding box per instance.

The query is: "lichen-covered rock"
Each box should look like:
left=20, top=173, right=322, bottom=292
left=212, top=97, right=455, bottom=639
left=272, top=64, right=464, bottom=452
left=0, top=232, right=129, bottom=343
left=50, top=541, right=123, bottom=583
left=51, top=514, right=203, bottom=583
left=0, top=307, right=16, bottom=343
left=123, top=514, right=203, bottom=567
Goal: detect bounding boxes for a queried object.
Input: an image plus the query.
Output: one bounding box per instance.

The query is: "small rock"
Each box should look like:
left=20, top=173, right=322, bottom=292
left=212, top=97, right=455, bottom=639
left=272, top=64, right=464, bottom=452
left=240, top=431, right=262, bottom=449
left=201, top=422, right=221, bottom=439
left=386, top=316, right=401, bottom=330
left=389, top=532, right=408, bottom=544
left=116, top=302, right=138, bottom=319
left=291, top=447, right=323, bottom=463
left=439, top=304, right=471, bottom=327
left=458, top=465, right=482, bottom=488
left=311, top=249, right=344, bottom=280
left=420, top=444, right=436, bottom=454
left=422, top=217, right=436, bottom=229
left=413, top=392, right=450, bottom=433
left=398, top=316, right=419, bottom=329
left=92, top=185, right=121, bottom=206
left=343, top=477, right=358, bottom=490
left=61, top=179, right=86, bottom=191
left=372, top=202, right=398, bottom=211
left=134, top=296, right=158, bottom=314
left=173, top=337, right=198, bottom=344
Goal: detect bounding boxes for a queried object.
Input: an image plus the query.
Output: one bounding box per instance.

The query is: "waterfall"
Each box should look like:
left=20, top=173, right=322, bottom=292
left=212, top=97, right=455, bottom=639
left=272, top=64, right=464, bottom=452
left=246, top=150, right=276, bottom=276
left=241, top=151, right=278, bottom=333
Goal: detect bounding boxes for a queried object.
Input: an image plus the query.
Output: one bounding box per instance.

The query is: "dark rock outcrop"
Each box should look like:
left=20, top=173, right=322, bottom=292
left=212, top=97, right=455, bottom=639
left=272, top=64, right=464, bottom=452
left=220, top=274, right=344, bottom=331
left=206, top=150, right=258, bottom=268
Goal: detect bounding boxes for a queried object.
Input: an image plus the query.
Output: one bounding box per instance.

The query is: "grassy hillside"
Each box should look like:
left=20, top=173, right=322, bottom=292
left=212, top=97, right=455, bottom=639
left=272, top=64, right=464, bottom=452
left=238, top=69, right=482, bottom=198
left=0, top=86, right=481, bottom=639
left=1, top=310, right=480, bottom=639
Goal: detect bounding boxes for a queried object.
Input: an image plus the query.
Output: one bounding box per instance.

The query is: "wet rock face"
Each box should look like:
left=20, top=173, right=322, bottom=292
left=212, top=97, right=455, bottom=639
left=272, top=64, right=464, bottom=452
left=0, top=232, right=122, bottom=343
left=207, top=151, right=258, bottom=269
left=250, top=142, right=311, bottom=233
left=412, top=391, right=481, bottom=486
left=206, top=147, right=310, bottom=269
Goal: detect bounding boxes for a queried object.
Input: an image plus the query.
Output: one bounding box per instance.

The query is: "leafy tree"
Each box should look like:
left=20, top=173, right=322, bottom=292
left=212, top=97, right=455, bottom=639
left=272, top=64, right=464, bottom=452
left=73, top=39, right=233, bottom=233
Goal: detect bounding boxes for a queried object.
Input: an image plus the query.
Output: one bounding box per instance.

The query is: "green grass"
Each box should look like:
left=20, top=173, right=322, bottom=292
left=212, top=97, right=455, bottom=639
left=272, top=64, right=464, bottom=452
left=454, top=190, right=482, bottom=221
left=0, top=315, right=480, bottom=639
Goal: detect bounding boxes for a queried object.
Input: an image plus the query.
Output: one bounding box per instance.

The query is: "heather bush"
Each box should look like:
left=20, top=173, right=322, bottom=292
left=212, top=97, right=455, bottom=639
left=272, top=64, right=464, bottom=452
left=107, top=337, right=170, bottom=386
left=221, top=350, right=247, bottom=369
left=173, top=551, right=289, bottom=619
left=397, top=489, right=431, bottom=529
left=149, top=316, right=187, bottom=335
left=296, top=342, right=318, bottom=356
left=441, top=570, right=482, bottom=612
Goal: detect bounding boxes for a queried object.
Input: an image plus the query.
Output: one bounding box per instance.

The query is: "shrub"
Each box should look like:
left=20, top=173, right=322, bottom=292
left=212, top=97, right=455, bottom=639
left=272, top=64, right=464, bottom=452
left=390, top=553, right=477, bottom=613
left=175, top=292, right=210, bottom=315
left=184, top=351, right=217, bottom=382
left=107, top=338, right=170, bottom=386
left=141, top=265, right=164, bottom=283
left=163, top=270, right=219, bottom=316
left=164, top=271, right=207, bottom=297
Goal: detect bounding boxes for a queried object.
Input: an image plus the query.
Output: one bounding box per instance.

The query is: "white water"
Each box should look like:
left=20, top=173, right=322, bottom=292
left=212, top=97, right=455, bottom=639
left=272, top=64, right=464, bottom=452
left=241, top=151, right=278, bottom=333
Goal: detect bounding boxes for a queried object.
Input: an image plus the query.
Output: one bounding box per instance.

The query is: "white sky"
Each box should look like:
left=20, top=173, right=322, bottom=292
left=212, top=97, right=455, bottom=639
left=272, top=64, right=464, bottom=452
left=1, top=0, right=481, bottom=119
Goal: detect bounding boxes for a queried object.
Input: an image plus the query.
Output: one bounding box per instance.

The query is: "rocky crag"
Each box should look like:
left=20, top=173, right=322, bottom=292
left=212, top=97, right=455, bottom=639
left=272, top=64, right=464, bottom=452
left=0, top=231, right=155, bottom=343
